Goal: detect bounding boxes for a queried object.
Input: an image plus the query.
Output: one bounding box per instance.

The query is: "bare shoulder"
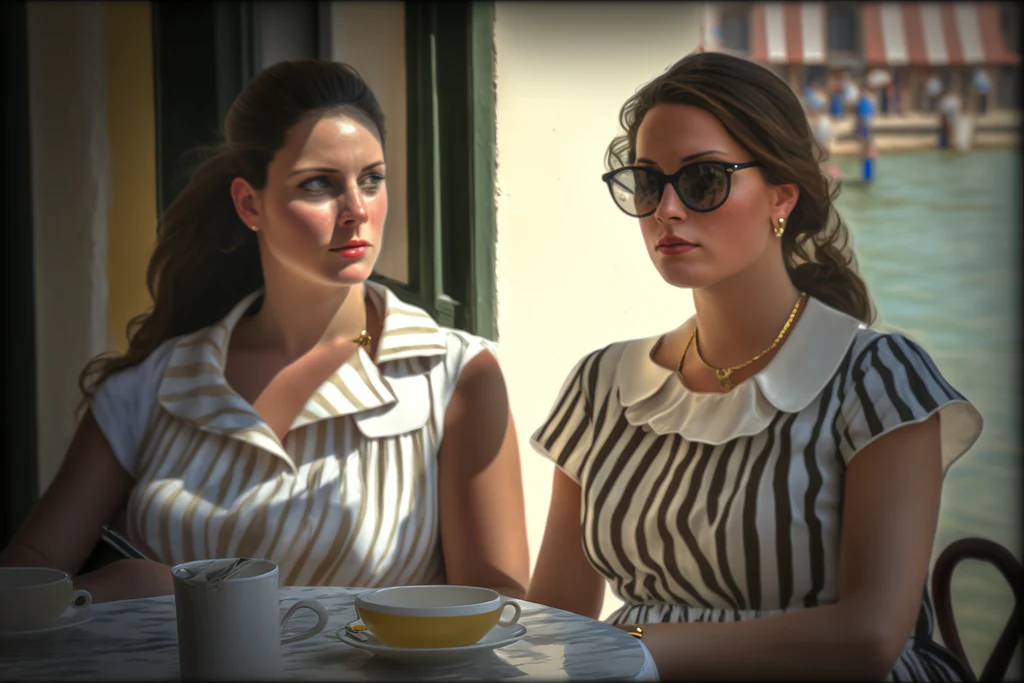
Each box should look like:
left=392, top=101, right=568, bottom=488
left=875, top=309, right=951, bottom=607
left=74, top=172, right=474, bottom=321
left=445, top=348, right=508, bottom=423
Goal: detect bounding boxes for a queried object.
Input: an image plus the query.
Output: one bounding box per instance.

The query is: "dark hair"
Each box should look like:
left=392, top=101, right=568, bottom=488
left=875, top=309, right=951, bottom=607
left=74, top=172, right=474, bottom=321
left=79, top=60, right=386, bottom=405
left=607, top=51, right=874, bottom=324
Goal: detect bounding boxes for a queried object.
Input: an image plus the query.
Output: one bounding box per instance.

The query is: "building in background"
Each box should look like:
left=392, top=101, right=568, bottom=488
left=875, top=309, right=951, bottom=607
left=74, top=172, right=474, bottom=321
left=703, top=2, right=1020, bottom=113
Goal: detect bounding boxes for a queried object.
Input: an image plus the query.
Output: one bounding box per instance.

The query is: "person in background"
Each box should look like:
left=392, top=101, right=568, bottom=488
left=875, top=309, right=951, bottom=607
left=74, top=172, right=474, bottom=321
left=0, top=59, right=530, bottom=603
left=972, top=67, right=991, bottom=115
left=842, top=75, right=860, bottom=115
left=528, top=51, right=981, bottom=681
left=856, top=85, right=878, bottom=183
left=829, top=70, right=845, bottom=117
left=890, top=70, right=902, bottom=114
left=926, top=72, right=943, bottom=112
left=938, top=84, right=962, bottom=150
left=806, top=79, right=842, bottom=186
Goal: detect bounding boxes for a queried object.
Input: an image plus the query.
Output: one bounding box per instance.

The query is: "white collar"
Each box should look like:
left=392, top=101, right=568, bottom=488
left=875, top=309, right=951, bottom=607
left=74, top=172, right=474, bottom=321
left=616, top=297, right=865, bottom=444
left=155, top=281, right=447, bottom=469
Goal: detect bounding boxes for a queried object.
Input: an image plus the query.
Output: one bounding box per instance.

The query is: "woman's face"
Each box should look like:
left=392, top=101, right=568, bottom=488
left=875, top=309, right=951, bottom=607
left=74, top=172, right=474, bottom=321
left=633, top=103, right=794, bottom=290
left=236, top=114, right=388, bottom=288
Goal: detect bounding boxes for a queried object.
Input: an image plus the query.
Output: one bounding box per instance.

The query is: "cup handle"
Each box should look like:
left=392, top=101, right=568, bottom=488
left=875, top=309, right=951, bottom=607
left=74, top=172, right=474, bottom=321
left=71, top=589, right=92, bottom=610
left=280, top=599, right=328, bottom=645
left=497, top=600, right=521, bottom=627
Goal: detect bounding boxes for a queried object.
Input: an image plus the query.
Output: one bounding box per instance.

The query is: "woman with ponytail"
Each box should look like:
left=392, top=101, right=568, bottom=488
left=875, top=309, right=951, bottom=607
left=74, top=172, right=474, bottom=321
left=1, top=60, right=529, bottom=603
left=528, top=52, right=981, bottom=681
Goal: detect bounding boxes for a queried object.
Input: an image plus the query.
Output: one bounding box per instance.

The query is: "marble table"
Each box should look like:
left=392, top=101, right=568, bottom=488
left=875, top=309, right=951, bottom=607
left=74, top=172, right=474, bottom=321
left=0, top=586, right=648, bottom=681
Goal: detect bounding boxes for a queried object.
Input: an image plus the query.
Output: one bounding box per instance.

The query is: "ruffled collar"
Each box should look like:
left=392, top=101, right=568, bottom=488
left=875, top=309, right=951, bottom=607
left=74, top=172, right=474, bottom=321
left=616, top=297, right=865, bottom=444
left=155, top=280, right=446, bottom=470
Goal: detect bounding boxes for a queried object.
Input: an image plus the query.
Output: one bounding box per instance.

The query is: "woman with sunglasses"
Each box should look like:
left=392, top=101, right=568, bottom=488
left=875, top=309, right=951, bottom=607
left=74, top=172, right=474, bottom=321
left=527, top=52, right=982, bottom=681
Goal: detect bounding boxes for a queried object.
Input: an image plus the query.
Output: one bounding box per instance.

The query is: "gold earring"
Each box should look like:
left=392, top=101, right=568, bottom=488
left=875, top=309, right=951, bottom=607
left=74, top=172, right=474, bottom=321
left=773, top=217, right=786, bottom=237
left=250, top=225, right=259, bottom=232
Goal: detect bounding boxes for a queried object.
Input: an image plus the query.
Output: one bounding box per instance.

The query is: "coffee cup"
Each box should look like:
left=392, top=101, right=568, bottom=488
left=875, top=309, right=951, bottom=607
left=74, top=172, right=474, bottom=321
left=355, top=585, right=521, bottom=649
left=171, top=558, right=328, bottom=681
left=0, top=567, right=92, bottom=632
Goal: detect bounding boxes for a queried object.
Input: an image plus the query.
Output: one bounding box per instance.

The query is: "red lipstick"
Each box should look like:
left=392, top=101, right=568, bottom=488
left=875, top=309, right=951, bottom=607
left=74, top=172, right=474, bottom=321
left=656, top=235, right=699, bottom=255
left=329, top=239, right=371, bottom=258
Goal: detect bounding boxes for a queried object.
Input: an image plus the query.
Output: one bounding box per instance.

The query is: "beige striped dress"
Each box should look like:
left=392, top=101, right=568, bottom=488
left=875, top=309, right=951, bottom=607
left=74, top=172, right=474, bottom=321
left=91, top=281, right=491, bottom=587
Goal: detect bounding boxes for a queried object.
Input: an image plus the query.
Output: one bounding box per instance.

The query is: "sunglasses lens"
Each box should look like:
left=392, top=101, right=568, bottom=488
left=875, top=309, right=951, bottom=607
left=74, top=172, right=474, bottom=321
left=608, top=168, right=662, bottom=216
left=676, top=163, right=731, bottom=211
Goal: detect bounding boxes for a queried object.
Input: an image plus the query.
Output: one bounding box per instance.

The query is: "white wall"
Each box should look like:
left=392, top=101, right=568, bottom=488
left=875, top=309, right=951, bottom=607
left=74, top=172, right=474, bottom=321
left=493, top=1, right=703, bottom=619
left=27, top=2, right=110, bottom=491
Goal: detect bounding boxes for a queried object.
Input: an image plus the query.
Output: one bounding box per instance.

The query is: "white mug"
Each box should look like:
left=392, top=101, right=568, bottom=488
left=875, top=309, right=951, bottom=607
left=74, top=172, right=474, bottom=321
left=171, top=559, right=328, bottom=681
left=0, top=567, right=92, bottom=632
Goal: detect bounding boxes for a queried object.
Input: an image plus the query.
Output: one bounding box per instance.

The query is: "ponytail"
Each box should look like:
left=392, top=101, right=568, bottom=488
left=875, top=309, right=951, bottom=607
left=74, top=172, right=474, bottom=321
left=784, top=178, right=875, bottom=325
left=78, top=147, right=262, bottom=408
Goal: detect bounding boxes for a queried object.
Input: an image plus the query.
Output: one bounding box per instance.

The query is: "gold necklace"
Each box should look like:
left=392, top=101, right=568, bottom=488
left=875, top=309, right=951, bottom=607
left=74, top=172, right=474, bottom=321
left=678, top=292, right=808, bottom=391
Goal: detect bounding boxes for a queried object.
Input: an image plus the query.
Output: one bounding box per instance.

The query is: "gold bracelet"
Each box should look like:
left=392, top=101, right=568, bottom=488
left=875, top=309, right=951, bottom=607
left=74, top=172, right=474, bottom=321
left=625, top=625, right=643, bottom=640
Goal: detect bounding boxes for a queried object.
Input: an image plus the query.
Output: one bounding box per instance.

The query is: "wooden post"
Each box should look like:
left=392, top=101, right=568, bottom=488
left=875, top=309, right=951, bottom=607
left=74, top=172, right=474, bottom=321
left=907, top=68, right=921, bottom=113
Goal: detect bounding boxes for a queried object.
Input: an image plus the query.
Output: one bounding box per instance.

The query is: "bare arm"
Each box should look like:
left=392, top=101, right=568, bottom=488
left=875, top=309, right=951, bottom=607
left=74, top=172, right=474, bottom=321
left=527, top=468, right=606, bottom=618
left=438, top=350, right=530, bottom=599
left=619, top=414, right=944, bottom=681
left=0, top=410, right=174, bottom=602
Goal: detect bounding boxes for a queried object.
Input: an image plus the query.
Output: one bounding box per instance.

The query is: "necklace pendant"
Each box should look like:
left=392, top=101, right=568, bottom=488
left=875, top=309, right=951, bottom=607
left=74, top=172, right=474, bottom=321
left=353, top=330, right=372, bottom=348
left=715, top=368, right=733, bottom=390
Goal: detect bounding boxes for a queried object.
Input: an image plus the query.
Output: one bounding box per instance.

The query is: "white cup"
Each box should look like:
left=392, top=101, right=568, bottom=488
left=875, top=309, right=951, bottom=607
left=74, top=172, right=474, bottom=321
left=171, top=559, right=328, bottom=681
left=0, top=567, right=92, bottom=632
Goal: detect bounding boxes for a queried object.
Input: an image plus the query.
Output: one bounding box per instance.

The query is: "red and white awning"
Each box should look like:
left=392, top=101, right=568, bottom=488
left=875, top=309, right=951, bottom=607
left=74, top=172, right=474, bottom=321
left=750, top=3, right=827, bottom=64
left=740, top=1, right=1018, bottom=66
left=862, top=2, right=1018, bottom=66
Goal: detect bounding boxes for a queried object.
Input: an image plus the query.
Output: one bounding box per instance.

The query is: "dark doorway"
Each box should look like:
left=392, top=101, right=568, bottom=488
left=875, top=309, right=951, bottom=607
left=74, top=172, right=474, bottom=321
left=1, top=0, right=40, bottom=547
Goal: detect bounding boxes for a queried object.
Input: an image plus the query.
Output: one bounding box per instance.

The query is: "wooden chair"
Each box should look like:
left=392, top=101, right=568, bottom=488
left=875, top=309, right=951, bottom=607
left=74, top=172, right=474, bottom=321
left=931, top=537, right=1023, bottom=682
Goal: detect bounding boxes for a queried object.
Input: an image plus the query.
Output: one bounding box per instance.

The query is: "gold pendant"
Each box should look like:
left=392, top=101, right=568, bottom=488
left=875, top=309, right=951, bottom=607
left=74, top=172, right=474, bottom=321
left=715, top=368, right=733, bottom=390
left=353, top=330, right=372, bottom=348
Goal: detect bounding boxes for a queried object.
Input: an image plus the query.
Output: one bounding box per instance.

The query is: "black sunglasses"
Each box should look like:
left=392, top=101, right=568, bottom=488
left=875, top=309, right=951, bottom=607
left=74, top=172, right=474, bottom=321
left=601, top=161, right=761, bottom=218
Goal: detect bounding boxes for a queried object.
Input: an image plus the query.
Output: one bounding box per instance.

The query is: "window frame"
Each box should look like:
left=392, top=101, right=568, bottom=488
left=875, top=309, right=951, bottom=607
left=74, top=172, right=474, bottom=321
left=371, top=2, right=497, bottom=340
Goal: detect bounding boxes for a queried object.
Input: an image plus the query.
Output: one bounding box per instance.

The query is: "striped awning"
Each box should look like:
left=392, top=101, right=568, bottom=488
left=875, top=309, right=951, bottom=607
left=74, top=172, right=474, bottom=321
left=862, top=2, right=1019, bottom=66
left=750, top=3, right=827, bottom=64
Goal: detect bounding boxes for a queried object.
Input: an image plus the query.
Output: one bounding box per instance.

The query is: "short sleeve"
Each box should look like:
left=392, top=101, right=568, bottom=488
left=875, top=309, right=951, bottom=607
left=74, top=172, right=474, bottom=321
left=90, top=339, right=178, bottom=478
left=441, top=330, right=498, bottom=405
left=530, top=351, right=603, bottom=484
left=838, top=333, right=983, bottom=473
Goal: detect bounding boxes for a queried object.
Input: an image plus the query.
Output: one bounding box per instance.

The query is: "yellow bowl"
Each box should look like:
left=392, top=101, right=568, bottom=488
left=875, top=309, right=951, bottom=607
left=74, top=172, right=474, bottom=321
left=355, top=585, right=521, bottom=649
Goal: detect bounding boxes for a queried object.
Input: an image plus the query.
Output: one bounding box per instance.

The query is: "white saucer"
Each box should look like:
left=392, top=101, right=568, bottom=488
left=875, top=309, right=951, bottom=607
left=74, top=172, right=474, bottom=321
left=336, top=619, right=527, bottom=664
left=0, top=607, right=94, bottom=639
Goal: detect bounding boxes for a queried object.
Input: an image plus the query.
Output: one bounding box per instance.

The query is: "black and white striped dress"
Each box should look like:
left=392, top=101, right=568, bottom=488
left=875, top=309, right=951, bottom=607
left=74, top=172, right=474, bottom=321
left=532, top=297, right=983, bottom=681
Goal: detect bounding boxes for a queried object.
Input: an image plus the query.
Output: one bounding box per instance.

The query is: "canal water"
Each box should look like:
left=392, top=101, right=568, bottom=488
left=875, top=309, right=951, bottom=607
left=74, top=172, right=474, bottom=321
left=834, top=148, right=1021, bottom=676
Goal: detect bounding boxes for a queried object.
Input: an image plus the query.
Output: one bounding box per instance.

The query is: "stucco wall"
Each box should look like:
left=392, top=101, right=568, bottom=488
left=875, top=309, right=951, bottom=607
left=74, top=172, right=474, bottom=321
left=27, top=1, right=110, bottom=491
left=493, top=1, right=703, bottom=619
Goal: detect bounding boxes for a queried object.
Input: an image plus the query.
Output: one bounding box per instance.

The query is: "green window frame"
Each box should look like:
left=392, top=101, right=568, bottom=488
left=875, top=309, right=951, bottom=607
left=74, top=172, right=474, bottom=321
left=152, top=1, right=497, bottom=340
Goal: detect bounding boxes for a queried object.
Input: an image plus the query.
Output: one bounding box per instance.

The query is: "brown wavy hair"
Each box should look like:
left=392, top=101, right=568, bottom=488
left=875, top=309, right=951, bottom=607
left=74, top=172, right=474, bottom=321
left=607, top=51, right=874, bottom=324
left=78, top=60, right=386, bottom=409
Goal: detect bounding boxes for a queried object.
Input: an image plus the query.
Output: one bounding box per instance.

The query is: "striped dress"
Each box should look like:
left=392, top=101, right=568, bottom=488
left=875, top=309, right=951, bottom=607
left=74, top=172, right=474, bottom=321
left=532, top=297, right=983, bottom=681
left=91, top=280, right=491, bottom=587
